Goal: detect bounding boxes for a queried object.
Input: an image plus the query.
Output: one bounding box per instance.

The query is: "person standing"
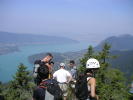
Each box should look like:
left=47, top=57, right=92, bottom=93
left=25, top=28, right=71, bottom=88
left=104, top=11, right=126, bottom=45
left=69, top=60, right=77, bottom=80
left=69, top=60, right=77, bottom=100
left=33, top=53, right=53, bottom=85
left=33, top=64, right=62, bottom=100
left=75, top=58, right=100, bottom=100
left=53, top=63, right=72, bottom=100
left=85, top=58, right=100, bottom=100
left=33, top=65, right=51, bottom=100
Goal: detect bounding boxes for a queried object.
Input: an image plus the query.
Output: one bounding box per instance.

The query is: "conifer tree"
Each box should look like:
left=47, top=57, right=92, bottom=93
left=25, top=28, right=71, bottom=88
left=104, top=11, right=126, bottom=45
left=96, top=43, right=130, bottom=100
left=0, top=81, right=2, bottom=94
left=79, top=45, right=95, bottom=72
left=4, top=64, right=34, bottom=100
left=79, top=43, right=130, bottom=100
left=13, top=63, right=32, bottom=89
left=0, top=81, right=4, bottom=100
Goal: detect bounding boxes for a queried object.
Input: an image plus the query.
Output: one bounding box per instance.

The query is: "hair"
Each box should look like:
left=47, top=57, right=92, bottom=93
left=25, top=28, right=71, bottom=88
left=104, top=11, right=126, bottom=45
left=46, top=53, right=53, bottom=58
left=85, top=68, right=96, bottom=77
left=37, top=65, right=49, bottom=79
left=69, top=60, right=75, bottom=64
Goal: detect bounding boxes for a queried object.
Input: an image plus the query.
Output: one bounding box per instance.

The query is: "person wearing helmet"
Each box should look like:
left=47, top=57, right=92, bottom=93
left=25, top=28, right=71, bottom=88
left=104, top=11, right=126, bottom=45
left=85, top=58, right=100, bottom=100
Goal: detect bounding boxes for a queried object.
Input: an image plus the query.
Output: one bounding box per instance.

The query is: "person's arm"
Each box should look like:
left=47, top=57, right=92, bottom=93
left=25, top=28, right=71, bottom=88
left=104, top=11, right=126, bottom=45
left=53, top=72, right=57, bottom=80
left=89, top=78, right=99, bottom=100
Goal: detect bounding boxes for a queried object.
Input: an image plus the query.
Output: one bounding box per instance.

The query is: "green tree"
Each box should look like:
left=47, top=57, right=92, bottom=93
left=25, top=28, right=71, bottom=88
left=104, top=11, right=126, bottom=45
left=0, top=81, right=4, bottom=99
left=129, top=75, right=133, bottom=100
left=96, top=43, right=130, bottom=100
left=79, top=45, right=95, bottom=72
left=0, top=81, right=2, bottom=94
left=4, top=64, right=35, bottom=100
left=79, top=43, right=130, bottom=100
left=13, top=63, right=32, bottom=89
left=68, top=46, right=95, bottom=100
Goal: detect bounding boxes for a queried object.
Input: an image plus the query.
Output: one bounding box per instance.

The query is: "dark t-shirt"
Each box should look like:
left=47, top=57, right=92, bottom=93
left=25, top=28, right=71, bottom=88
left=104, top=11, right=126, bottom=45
left=33, top=87, right=46, bottom=100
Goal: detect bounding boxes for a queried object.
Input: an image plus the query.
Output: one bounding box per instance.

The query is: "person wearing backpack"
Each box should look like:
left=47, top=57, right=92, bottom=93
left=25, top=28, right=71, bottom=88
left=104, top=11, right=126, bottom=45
left=75, top=58, right=100, bottom=100
left=53, top=63, right=72, bottom=100
left=33, top=64, right=62, bottom=100
left=33, top=53, right=53, bottom=85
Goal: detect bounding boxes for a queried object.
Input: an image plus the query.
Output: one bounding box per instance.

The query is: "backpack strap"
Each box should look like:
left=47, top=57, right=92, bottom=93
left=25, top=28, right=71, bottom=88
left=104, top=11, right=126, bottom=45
left=39, top=79, right=57, bottom=88
left=39, top=80, right=48, bottom=89
left=33, top=60, right=41, bottom=78
left=87, top=77, right=92, bottom=82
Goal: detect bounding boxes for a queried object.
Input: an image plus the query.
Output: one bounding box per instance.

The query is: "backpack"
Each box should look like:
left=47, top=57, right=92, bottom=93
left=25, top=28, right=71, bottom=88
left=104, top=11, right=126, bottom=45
left=39, top=79, right=63, bottom=100
left=75, top=73, right=89, bottom=100
left=33, top=60, right=47, bottom=85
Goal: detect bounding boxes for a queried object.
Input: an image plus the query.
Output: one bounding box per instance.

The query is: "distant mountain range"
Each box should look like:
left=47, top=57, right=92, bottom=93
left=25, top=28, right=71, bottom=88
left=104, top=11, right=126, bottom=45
left=94, top=34, right=133, bottom=79
left=0, top=31, right=78, bottom=55
left=109, top=50, right=133, bottom=79
left=95, top=34, right=133, bottom=51
left=0, top=31, right=78, bottom=45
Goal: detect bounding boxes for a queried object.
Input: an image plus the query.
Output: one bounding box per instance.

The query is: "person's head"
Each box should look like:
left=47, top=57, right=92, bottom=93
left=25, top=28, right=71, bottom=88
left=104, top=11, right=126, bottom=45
left=60, top=63, right=65, bottom=69
left=42, top=53, right=53, bottom=63
left=69, top=60, right=75, bottom=68
left=38, top=65, right=49, bottom=79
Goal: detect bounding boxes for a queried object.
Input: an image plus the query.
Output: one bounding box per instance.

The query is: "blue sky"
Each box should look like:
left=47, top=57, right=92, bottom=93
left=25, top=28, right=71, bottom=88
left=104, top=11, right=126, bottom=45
left=0, top=0, right=133, bottom=43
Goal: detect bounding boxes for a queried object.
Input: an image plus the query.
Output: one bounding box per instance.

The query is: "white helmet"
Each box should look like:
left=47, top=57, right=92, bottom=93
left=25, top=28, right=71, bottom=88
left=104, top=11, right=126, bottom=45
left=86, top=58, right=100, bottom=69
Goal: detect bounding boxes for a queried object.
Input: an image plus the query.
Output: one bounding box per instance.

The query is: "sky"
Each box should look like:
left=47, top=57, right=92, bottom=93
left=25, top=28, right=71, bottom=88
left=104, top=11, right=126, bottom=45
left=0, top=0, right=133, bottom=44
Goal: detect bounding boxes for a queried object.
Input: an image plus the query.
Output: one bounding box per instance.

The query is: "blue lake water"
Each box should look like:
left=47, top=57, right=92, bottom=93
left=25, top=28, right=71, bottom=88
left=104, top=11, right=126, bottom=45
left=0, top=42, right=90, bottom=82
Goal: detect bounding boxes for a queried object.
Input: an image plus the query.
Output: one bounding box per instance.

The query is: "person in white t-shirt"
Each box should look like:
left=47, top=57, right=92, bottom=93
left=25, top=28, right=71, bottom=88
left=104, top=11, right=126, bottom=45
left=53, top=63, right=72, bottom=100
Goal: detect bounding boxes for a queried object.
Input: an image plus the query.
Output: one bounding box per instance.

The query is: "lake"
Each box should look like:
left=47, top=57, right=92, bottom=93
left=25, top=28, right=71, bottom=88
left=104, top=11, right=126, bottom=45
left=0, top=42, right=90, bottom=82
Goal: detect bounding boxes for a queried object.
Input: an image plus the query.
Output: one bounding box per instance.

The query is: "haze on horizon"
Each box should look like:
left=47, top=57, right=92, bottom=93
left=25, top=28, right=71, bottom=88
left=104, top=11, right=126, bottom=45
left=0, top=0, right=133, bottom=44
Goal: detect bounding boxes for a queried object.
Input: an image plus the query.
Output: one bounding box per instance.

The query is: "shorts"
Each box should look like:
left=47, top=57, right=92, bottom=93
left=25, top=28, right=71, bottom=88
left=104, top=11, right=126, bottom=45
left=59, top=83, right=68, bottom=97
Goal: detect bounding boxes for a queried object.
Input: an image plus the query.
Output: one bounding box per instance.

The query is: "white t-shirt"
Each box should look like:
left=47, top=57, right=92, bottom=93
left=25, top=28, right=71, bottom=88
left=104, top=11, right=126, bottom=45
left=53, top=68, right=72, bottom=83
